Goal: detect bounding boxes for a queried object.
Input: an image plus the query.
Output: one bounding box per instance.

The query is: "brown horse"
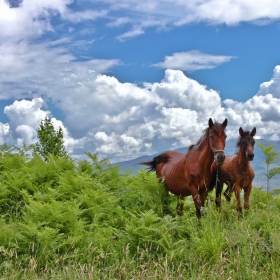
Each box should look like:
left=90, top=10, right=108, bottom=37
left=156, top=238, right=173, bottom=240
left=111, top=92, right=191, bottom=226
left=214, top=127, right=256, bottom=213
left=141, top=118, right=227, bottom=218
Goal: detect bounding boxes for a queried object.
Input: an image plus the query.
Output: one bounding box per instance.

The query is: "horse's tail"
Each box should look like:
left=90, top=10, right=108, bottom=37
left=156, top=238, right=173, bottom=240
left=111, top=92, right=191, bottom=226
left=140, top=154, right=170, bottom=172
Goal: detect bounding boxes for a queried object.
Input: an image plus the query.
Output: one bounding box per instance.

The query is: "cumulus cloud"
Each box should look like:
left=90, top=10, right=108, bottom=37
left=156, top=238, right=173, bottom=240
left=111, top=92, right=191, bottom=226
left=153, top=51, right=235, bottom=71
left=0, top=0, right=68, bottom=42
left=1, top=68, right=280, bottom=162
left=257, top=66, right=280, bottom=99
left=223, top=94, right=280, bottom=140
left=0, top=123, right=11, bottom=145
left=2, top=98, right=82, bottom=152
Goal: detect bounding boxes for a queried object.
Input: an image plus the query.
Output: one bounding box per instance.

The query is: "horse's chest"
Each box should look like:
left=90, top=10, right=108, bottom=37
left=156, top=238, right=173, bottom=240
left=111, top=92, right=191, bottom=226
left=235, top=167, right=254, bottom=187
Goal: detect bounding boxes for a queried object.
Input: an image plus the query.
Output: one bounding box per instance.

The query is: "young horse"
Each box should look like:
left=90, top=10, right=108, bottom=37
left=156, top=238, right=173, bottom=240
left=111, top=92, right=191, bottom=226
left=214, top=127, right=256, bottom=213
left=141, top=118, right=227, bottom=218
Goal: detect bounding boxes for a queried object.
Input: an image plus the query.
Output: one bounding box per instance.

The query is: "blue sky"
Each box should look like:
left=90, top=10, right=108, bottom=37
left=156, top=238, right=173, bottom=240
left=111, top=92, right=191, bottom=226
left=1, top=0, right=280, bottom=162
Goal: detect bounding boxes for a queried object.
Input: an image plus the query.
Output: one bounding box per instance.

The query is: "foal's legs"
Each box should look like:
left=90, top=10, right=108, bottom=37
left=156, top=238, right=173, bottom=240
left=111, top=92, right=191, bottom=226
left=244, top=185, right=252, bottom=210
left=234, top=185, right=243, bottom=213
left=224, top=183, right=232, bottom=202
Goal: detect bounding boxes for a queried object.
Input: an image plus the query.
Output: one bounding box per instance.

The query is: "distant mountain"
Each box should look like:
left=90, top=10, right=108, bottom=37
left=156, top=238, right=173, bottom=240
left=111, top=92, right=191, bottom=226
left=113, top=139, right=280, bottom=191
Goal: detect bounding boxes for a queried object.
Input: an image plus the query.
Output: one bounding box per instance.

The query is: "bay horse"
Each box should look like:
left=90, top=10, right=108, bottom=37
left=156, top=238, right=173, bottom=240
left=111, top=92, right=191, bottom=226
left=141, top=118, right=227, bottom=218
left=214, top=127, right=256, bottom=213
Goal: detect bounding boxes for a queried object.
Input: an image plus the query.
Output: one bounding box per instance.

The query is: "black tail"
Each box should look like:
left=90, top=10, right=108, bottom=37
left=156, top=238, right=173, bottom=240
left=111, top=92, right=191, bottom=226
left=140, top=154, right=170, bottom=172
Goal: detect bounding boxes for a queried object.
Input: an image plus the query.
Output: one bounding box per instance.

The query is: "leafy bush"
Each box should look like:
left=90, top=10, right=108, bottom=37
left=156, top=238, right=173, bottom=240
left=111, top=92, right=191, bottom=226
left=0, top=148, right=280, bottom=279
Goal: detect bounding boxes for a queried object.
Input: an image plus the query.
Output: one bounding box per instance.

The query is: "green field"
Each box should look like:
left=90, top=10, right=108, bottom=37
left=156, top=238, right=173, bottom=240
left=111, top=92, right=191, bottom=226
left=0, top=151, right=280, bottom=279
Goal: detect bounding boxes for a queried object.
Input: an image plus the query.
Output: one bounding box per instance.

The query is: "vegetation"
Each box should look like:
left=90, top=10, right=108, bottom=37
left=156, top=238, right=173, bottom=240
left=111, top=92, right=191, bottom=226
left=0, top=146, right=280, bottom=279
left=256, top=142, right=280, bottom=193
left=33, top=117, right=68, bottom=161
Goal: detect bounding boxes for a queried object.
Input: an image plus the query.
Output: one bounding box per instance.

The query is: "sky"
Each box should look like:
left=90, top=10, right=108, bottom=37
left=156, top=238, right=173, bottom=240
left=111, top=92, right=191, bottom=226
left=1, top=0, right=280, bottom=163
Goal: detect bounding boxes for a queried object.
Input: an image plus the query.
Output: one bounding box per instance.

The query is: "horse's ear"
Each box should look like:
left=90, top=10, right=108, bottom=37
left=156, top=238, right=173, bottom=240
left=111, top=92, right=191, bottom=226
left=239, top=127, right=244, bottom=136
left=208, top=118, right=214, bottom=128
left=222, top=119, right=227, bottom=128
left=250, top=127, right=256, bottom=137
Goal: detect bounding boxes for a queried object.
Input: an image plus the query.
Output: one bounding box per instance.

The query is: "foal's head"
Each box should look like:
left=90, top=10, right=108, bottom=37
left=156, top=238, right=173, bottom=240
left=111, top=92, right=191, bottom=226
left=208, top=118, right=227, bottom=165
left=237, top=127, right=256, bottom=161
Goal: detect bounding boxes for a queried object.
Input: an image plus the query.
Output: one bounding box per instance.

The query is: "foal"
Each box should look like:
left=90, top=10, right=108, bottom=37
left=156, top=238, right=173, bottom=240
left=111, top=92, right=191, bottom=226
left=215, top=127, right=256, bottom=213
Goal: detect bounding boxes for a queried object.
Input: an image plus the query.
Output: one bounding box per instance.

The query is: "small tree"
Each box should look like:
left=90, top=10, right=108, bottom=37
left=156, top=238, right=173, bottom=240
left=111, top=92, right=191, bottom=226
left=256, top=142, right=280, bottom=193
left=33, top=117, right=68, bottom=161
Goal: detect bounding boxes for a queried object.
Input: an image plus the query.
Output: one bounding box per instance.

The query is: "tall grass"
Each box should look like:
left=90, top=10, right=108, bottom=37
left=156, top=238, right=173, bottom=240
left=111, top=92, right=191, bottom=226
left=0, top=150, right=279, bottom=279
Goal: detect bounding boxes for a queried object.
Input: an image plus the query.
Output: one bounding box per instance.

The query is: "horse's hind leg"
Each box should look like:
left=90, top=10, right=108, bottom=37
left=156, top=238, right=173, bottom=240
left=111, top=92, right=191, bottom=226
left=176, top=195, right=186, bottom=216
left=162, top=186, right=171, bottom=215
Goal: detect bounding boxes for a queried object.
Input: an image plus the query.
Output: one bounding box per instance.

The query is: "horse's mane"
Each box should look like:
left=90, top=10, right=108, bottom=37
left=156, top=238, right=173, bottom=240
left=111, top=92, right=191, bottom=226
left=188, top=129, right=208, bottom=151
left=188, top=121, right=226, bottom=152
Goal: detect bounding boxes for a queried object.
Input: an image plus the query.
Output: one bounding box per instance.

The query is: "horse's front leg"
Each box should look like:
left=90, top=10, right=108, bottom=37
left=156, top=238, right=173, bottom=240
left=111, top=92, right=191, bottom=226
left=190, top=187, right=203, bottom=218
left=244, top=185, right=252, bottom=210
left=215, top=182, right=223, bottom=208
left=176, top=195, right=186, bottom=216
left=234, top=185, right=243, bottom=213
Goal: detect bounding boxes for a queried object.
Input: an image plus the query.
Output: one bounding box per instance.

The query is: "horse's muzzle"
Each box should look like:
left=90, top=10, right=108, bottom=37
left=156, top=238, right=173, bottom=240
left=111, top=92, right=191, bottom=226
left=247, top=153, right=254, bottom=161
left=215, top=153, right=225, bottom=165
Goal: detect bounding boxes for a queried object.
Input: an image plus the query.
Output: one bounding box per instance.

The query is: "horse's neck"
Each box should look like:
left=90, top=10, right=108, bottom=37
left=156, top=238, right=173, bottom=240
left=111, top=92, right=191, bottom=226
left=196, top=137, right=213, bottom=166
left=237, top=148, right=249, bottom=169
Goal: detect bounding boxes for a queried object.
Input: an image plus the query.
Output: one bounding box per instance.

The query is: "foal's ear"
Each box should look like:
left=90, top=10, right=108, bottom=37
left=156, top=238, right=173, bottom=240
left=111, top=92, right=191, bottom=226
left=250, top=127, right=256, bottom=137
left=222, top=119, right=227, bottom=128
left=208, top=118, right=214, bottom=128
left=239, top=127, right=244, bottom=136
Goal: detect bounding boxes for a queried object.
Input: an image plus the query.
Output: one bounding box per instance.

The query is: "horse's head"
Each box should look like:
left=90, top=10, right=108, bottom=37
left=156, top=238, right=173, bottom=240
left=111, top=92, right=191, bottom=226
left=208, top=118, right=227, bottom=165
left=238, top=127, right=256, bottom=161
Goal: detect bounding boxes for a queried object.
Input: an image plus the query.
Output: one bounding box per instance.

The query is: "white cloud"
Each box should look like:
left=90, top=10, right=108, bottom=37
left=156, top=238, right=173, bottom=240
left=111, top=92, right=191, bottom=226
left=1, top=0, right=280, bottom=44
left=0, top=123, right=11, bottom=145
left=0, top=0, right=69, bottom=42
left=145, top=69, right=223, bottom=117
left=175, top=0, right=280, bottom=26
left=2, top=98, right=82, bottom=153
left=101, top=0, right=280, bottom=39
left=153, top=51, right=235, bottom=71
left=0, top=41, right=120, bottom=100
left=223, top=94, right=280, bottom=140
left=1, top=68, right=280, bottom=162
left=4, top=98, right=48, bottom=129
left=116, top=27, right=145, bottom=41
left=257, top=66, right=280, bottom=99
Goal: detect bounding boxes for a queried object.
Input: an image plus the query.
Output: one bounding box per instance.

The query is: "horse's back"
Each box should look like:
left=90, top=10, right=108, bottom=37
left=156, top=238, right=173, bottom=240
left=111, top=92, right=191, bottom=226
left=156, top=151, right=185, bottom=176
left=156, top=151, right=188, bottom=195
